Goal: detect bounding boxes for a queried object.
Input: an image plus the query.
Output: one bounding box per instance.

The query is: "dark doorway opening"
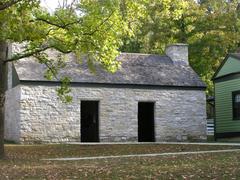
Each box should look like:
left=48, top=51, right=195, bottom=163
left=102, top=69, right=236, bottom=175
left=81, top=101, right=99, bottom=142
left=138, top=102, right=155, bottom=142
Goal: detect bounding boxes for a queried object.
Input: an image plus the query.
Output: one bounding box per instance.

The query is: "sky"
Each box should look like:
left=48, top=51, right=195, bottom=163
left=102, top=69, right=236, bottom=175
left=40, top=0, right=73, bottom=11
left=41, top=0, right=59, bottom=10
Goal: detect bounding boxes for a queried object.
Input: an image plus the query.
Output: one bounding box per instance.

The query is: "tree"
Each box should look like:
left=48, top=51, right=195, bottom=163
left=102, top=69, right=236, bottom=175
left=0, top=42, right=8, bottom=159
left=0, top=0, right=41, bottom=159
left=121, top=0, right=240, bottom=95
left=0, top=0, right=143, bottom=158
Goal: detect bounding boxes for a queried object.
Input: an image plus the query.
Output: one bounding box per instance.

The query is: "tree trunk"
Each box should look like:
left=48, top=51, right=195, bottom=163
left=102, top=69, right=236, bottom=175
left=0, top=41, right=8, bottom=159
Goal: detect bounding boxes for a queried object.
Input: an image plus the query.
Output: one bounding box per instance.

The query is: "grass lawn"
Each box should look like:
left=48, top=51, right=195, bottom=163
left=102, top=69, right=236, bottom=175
left=1, top=144, right=240, bottom=179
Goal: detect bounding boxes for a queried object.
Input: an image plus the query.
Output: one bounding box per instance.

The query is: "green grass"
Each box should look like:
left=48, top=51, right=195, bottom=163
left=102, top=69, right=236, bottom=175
left=0, top=144, right=240, bottom=179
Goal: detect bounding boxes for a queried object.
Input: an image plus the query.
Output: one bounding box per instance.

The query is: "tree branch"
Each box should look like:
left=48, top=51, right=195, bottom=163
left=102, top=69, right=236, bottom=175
left=39, top=58, right=60, bottom=81
left=35, top=17, right=66, bottom=29
left=36, top=10, right=115, bottom=37
left=4, top=43, right=73, bottom=63
left=35, top=17, right=83, bottom=30
left=0, top=0, right=24, bottom=11
left=83, top=10, right=115, bottom=36
left=4, top=46, right=50, bottom=63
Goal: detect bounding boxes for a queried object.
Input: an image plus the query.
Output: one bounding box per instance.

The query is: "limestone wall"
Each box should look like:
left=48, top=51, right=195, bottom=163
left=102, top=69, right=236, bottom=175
left=11, top=84, right=207, bottom=143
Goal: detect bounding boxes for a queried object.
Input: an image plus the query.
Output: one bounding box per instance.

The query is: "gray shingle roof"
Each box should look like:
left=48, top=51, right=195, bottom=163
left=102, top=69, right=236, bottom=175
left=13, top=52, right=205, bottom=87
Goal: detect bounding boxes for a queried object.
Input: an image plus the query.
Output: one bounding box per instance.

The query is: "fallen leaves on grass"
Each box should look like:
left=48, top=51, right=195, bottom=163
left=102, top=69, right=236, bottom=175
left=0, top=144, right=240, bottom=179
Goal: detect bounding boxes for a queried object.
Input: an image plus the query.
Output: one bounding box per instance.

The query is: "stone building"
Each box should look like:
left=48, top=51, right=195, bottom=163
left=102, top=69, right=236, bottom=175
left=4, top=44, right=207, bottom=143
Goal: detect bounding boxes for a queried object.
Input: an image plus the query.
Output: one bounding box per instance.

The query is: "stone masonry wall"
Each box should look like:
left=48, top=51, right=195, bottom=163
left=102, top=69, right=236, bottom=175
left=6, top=84, right=207, bottom=143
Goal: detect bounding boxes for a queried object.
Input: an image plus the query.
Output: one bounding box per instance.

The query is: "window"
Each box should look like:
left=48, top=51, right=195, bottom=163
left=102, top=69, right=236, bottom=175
left=233, top=91, right=240, bottom=120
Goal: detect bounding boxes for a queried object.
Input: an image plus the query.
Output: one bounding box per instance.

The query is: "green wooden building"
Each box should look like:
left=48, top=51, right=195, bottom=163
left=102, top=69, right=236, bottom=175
left=213, top=53, right=240, bottom=139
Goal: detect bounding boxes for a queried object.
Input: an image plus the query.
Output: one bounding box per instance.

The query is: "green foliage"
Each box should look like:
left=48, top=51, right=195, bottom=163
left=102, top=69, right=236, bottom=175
left=1, top=0, right=144, bottom=102
left=121, top=0, right=240, bottom=95
left=0, top=1, right=41, bottom=41
left=57, top=77, right=72, bottom=103
left=4, top=0, right=239, bottom=97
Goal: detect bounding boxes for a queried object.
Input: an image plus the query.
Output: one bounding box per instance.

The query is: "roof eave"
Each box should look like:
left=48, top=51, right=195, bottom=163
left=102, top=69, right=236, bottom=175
left=18, top=80, right=207, bottom=90
left=212, top=54, right=240, bottom=81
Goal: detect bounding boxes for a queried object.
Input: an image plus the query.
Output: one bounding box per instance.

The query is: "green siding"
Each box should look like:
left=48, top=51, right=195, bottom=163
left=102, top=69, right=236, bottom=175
left=215, top=78, right=240, bottom=133
left=216, top=57, right=240, bottom=78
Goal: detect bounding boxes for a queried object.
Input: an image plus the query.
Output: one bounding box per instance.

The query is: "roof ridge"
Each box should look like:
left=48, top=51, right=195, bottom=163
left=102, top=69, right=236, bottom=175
left=120, top=52, right=167, bottom=57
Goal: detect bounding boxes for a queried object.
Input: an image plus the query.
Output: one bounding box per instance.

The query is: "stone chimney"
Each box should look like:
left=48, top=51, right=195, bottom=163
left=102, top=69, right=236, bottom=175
left=165, top=43, right=189, bottom=65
